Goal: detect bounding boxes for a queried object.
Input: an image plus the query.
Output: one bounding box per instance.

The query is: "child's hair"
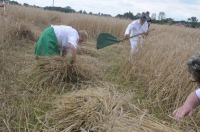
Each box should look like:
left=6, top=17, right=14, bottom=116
left=187, top=54, right=200, bottom=82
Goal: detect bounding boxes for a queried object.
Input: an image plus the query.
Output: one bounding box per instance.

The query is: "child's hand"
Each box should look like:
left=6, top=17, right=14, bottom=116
left=173, top=105, right=194, bottom=121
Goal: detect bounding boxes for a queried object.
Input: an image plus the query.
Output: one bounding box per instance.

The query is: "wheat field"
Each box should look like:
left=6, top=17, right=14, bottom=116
left=1, top=4, right=200, bottom=131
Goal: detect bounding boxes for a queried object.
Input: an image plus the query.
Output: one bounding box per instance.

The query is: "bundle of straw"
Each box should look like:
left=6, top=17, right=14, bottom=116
left=47, top=87, right=179, bottom=132
left=20, top=55, right=103, bottom=88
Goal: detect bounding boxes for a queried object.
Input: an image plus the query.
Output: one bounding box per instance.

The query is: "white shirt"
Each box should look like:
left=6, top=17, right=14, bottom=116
left=52, top=25, right=79, bottom=49
left=195, top=88, right=200, bottom=99
left=125, top=19, right=148, bottom=41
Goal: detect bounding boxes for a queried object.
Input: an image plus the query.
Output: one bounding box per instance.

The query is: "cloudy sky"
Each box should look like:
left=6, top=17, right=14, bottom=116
left=15, top=0, right=200, bottom=21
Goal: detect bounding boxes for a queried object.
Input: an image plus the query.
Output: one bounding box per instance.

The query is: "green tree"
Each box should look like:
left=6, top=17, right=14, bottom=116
left=115, top=11, right=136, bottom=20
left=163, top=18, right=174, bottom=25
left=9, top=0, right=21, bottom=5
left=0, top=0, right=10, bottom=3
left=151, top=13, right=156, bottom=20
left=158, top=12, right=165, bottom=21
left=187, top=18, right=191, bottom=22
left=191, top=17, right=198, bottom=23
left=44, top=6, right=75, bottom=13
left=187, top=17, right=198, bottom=28
left=23, top=3, right=29, bottom=6
left=190, top=17, right=198, bottom=28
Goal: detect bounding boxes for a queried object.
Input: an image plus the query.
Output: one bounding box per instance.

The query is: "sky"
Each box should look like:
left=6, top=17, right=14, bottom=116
left=14, top=0, right=200, bottom=21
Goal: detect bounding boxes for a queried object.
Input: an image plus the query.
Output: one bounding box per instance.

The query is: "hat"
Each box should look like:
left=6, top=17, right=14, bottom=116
left=139, top=13, right=148, bottom=21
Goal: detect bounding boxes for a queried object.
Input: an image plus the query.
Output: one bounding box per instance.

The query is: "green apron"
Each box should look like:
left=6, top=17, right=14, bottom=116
left=35, top=27, right=60, bottom=56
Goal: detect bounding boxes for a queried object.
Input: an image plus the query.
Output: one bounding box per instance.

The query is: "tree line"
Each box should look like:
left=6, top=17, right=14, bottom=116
left=117, top=11, right=199, bottom=28
left=1, top=0, right=199, bottom=28
left=44, top=6, right=112, bottom=17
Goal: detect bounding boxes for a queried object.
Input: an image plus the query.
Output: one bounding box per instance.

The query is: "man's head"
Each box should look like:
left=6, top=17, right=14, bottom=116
left=78, top=30, right=88, bottom=43
left=146, top=11, right=150, bottom=16
left=139, top=13, right=148, bottom=24
left=187, top=54, right=200, bottom=83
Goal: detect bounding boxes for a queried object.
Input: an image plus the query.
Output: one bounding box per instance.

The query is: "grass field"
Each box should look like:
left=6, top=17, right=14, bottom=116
left=1, top=4, right=200, bottom=131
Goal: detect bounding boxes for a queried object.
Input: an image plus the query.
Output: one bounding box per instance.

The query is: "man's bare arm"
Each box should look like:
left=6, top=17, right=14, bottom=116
left=70, top=45, right=77, bottom=64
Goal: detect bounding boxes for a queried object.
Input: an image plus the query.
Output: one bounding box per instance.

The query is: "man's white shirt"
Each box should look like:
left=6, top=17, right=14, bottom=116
left=52, top=25, right=79, bottom=49
left=196, top=89, right=200, bottom=99
left=125, top=19, right=148, bottom=41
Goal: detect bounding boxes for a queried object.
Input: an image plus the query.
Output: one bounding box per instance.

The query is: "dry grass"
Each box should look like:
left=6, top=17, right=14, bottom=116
left=47, top=87, right=179, bottom=132
left=77, top=45, right=102, bottom=57
left=1, top=4, right=200, bottom=132
left=119, top=25, right=200, bottom=126
left=6, top=5, right=129, bottom=39
left=0, top=17, right=40, bottom=51
left=65, top=14, right=128, bottom=39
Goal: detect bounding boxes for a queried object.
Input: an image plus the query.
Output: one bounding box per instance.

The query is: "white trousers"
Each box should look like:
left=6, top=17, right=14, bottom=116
left=130, top=37, right=143, bottom=54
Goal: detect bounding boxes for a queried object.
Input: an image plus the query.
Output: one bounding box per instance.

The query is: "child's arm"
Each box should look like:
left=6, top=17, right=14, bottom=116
left=173, top=90, right=200, bottom=121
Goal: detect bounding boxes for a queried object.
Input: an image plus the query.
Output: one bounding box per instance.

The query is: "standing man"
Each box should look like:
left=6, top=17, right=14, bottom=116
left=124, top=13, right=148, bottom=54
left=35, top=25, right=88, bottom=64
